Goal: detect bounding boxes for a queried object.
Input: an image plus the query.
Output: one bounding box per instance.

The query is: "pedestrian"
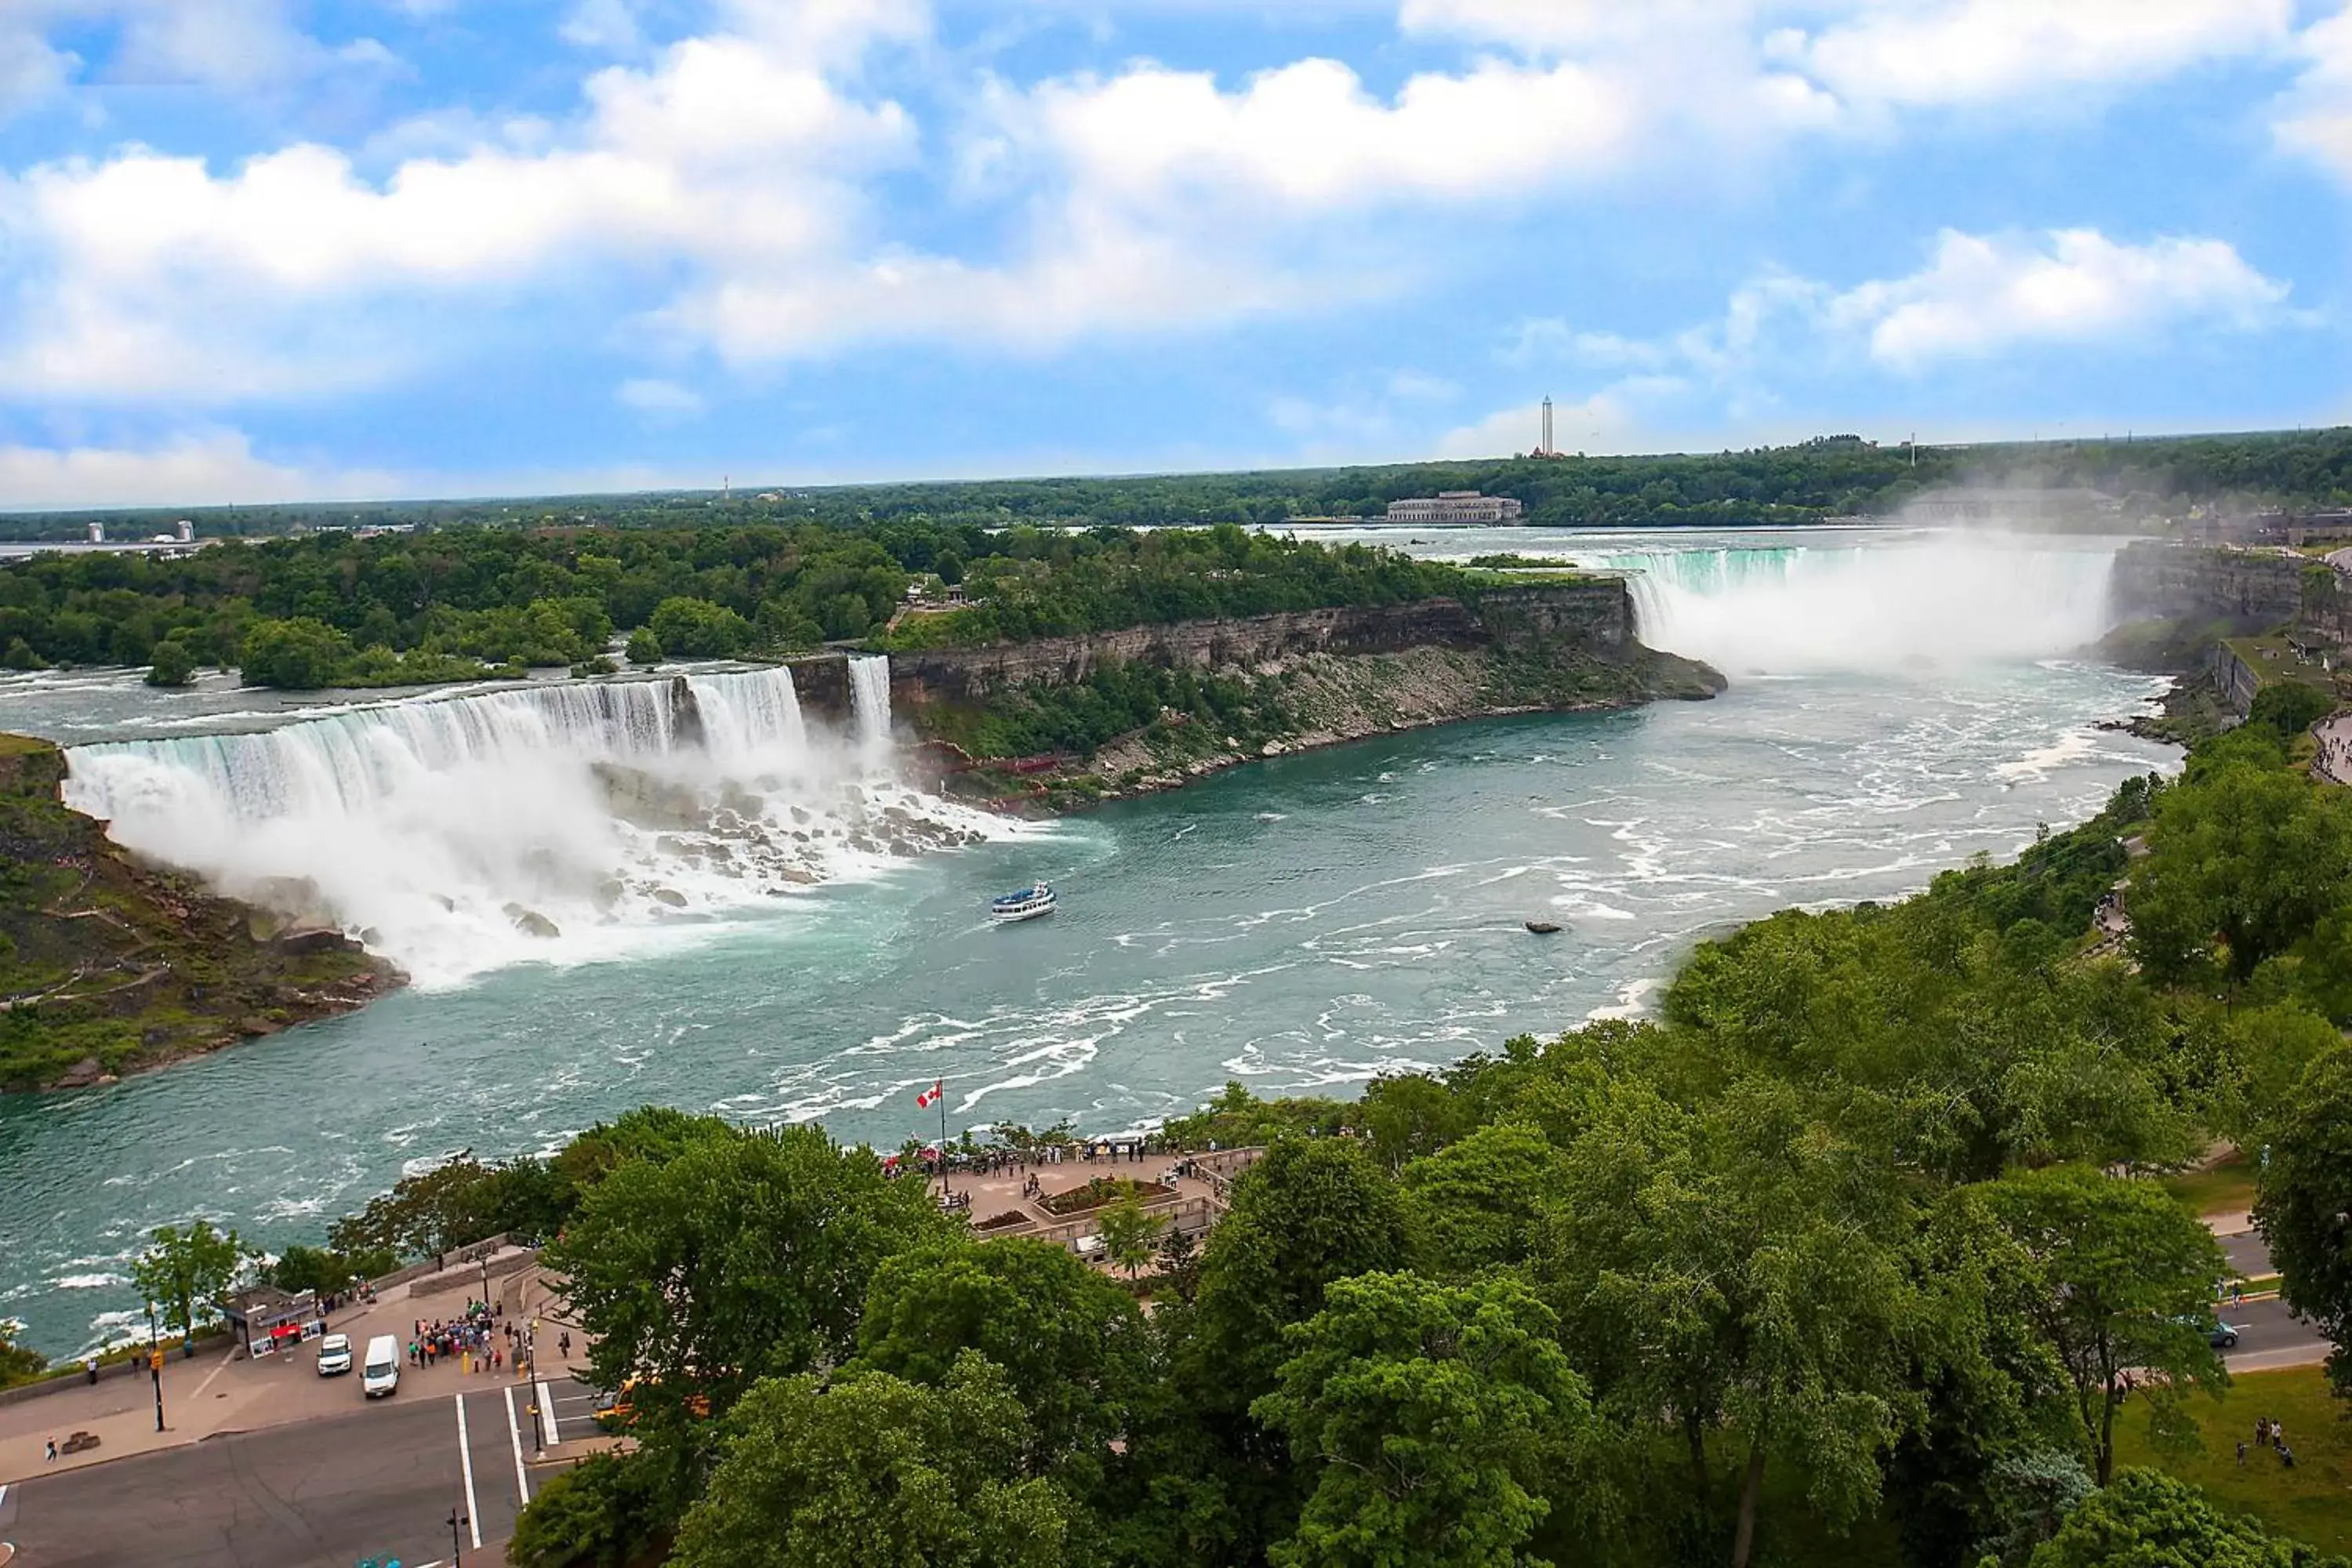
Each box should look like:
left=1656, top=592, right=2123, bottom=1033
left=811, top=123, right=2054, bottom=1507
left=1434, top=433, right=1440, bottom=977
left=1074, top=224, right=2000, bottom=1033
left=2237, top=1440, right=2249, bottom=1467
left=45, top=1437, right=58, bottom=1462
left=559, top=1331, right=572, bottom=1357
left=85, top=1357, right=98, bottom=1385
left=2281, top=1444, right=2297, bottom=1469
left=2256, top=1417, right=2270, bottom=1446
left=2273, top=1421, right=2286, bottom=1450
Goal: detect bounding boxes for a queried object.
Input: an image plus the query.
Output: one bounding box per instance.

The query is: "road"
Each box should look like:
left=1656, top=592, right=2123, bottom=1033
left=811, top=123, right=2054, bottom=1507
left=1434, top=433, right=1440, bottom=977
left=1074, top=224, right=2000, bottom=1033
left=0, top=1376, right=595, bottom=1568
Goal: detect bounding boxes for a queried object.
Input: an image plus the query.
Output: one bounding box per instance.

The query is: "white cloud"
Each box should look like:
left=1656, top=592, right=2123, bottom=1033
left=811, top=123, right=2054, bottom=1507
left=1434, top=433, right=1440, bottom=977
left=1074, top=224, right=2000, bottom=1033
left=1830, top=229, right=2292, bottom=370
left=616, top=377, right=704, bottom=416
left=2275, top=5, right=2352, bottom=183
left=1778, top=0, right=2294, bottom=111
left=561, top=0, right=646, bottom=54
left=0, top=430, right=401, bottom=510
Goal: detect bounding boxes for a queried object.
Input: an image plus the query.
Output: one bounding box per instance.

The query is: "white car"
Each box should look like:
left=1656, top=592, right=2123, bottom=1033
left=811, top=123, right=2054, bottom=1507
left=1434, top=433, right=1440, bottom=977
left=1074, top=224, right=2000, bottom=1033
left=316, top=1333, right=353, bottom=1376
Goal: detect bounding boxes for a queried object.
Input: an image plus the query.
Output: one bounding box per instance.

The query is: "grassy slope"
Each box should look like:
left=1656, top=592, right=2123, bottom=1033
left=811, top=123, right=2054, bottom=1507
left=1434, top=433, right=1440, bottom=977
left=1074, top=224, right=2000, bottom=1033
left=2113, top=1367, right=2352, bottom=1555
left=0, top=735, right=397, bottom=1091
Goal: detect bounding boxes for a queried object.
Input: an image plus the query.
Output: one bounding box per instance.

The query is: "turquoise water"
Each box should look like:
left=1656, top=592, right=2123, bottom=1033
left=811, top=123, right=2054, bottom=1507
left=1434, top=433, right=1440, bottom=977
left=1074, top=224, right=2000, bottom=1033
left=0, top=530, right=2179, bottom=1356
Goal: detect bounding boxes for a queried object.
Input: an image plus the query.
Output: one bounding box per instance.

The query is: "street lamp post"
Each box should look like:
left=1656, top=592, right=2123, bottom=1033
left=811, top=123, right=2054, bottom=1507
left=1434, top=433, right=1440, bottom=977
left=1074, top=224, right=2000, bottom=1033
left=448, top=1508, right=468, bottom=1566
left=144, top=1301, right=165, bottom=1433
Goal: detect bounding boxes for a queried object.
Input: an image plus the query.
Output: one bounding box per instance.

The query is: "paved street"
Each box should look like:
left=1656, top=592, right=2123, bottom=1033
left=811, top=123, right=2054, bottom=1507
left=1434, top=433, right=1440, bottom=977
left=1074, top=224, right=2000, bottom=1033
left=0, top=1376, right=590, bottom=1568
left=2220, top=1228, right=2274, bottom=1279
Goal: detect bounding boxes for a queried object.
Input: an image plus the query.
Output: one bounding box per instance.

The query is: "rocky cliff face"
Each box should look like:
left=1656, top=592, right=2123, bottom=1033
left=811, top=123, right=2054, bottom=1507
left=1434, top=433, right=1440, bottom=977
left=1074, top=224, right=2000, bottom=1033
left=2110, top=541, right=2307, bottom=628
left=888, top=582, right=1637, bottom=707
left=887, top=582, right=1722, bottom=811
left=0, top=735, right=398, bottom=1093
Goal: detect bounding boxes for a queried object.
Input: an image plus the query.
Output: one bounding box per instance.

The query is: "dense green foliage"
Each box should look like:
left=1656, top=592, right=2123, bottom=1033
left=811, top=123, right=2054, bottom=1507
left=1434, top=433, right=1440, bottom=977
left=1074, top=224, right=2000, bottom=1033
left=2252, top=1046, right=2352, bottom=1399
left=0, top=519, right=1479, bottom=688
left=0, top=1319, right=46, bottom=1388
left=11, top=426, right=2352, bottom=545
left=129, top=1220, right=245, bottom=1348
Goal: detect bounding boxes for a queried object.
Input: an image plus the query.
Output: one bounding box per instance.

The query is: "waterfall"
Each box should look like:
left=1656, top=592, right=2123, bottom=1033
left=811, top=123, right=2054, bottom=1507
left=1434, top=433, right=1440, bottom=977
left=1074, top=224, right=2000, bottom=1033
left=1574, top=535, right=2125, bottom=674
left=849, top=655, right=894, bottom=766
left=62, top=666, right=996, bottom=989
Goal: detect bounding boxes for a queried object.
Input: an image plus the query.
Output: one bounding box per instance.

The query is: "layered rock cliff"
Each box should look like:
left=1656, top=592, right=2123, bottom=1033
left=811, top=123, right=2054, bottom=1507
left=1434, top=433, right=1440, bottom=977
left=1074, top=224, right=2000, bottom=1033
left=0, top=736, right=399, bottom=1093
left=2109, top=540, right=2308, bottom=630
left=885, top=581, right=1723, bottom=811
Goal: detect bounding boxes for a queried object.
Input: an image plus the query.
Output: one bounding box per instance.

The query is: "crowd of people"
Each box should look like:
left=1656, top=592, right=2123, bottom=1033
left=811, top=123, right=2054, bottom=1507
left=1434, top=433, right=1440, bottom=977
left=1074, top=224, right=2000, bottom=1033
left=408, top=1298, right=528, bottom=1376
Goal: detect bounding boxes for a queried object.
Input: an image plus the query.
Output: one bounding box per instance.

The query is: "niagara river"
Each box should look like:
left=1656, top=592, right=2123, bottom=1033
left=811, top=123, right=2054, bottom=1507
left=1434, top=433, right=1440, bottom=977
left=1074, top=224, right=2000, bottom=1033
left=0, top=527, right=2181, bottom=1355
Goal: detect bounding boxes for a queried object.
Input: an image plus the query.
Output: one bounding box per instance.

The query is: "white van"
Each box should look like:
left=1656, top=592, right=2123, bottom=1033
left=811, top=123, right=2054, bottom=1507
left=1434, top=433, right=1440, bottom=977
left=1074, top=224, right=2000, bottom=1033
left=361, top=1334, right=401, bottom=1398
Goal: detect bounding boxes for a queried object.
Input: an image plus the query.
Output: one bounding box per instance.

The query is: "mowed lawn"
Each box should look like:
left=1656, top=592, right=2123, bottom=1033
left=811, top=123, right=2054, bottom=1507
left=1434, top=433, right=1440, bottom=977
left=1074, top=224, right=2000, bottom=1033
left=2161, top=1152, right=2258, bottom=1218
left=2114, top=1366, right=2352, bottom=1555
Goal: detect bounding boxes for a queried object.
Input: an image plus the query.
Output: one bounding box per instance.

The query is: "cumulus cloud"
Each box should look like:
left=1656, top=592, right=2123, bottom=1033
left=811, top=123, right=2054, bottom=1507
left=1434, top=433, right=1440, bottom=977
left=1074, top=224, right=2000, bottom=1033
left=1778, top=0, right=2294, bottom=111
left=2275, top=5, right=2352, bottom=183
left=0, top=430, right=401, bottom=510
left=1830, top=229, right=2292, bottom=369
left=616, top=377, right=704, bottom=416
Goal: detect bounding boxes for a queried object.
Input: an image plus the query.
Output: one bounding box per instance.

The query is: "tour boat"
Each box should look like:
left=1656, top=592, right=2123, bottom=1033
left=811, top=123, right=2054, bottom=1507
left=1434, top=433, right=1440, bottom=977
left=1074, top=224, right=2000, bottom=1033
left=992, top=884, right=1058, bottom=923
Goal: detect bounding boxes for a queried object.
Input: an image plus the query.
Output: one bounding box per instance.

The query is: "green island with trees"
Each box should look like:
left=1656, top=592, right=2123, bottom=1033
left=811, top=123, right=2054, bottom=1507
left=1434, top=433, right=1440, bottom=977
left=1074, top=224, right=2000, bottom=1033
left=9, top=680, right=2351, bottom=1567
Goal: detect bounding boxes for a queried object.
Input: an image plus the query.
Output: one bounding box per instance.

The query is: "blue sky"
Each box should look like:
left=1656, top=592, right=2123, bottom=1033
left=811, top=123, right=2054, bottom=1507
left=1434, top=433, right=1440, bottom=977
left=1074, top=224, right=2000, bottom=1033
left=0, top=0, right=2347, bottom=507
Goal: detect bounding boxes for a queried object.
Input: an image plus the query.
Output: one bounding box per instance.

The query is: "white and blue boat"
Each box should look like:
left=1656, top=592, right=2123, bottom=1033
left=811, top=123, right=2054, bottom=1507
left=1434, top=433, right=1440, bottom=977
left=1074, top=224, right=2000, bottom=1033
left=991, top=884, right=1057, bottom=923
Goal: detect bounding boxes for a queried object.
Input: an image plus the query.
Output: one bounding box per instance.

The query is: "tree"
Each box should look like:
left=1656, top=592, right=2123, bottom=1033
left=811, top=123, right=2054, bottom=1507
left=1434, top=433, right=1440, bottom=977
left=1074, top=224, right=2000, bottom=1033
left=2027, top=1467, right=2336, bottom=1568
left=238, top=616, right=355, bottom=689
left=544, top=1124, right=954, bottom=1462
left=648, top=597, right=752, bottom=659
left=0, top=1317, right=46, bottom=1389
left=1981, top=1166, right=2227, bottom=1486
left=328, top=1156, right=570, bottom=1261
left=1543, top=1080, right=1931, bottom=1568
left=668, top=1355, right=1080, bottom=1568
left=144, top=637, right=195, bottom=688
left=2252, top=1044, right=2352, bottom=1397
left=1156, top=1225, right=1202, bottom=1304
left=1399, top=1120, right=1559, bottom=1276
left=130, top=1220, right=245, bottom=1352
left=1191, top=1138, right=1411, bottom=1406
left=625, top=626, right=663, bottom=666
left=1359, top=1073, right=1467, bottom=1172
left=266, top=1243, right=368, bottom=1298
left=854, top=1237, right=1151, bottom=1479
left=1252, top=1271, right=1592, bottom=1568
left=2129, top=763, right=2352, bottom=984
left=508, top=1450, right=665, bottom=1568
left=1098, top=1190, right=1163, bottom=1279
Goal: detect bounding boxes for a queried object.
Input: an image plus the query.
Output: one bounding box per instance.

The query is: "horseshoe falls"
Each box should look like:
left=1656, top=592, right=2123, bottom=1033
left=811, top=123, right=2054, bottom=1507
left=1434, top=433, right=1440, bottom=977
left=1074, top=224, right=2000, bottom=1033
left=0, top=528, right=2181, bottom=1358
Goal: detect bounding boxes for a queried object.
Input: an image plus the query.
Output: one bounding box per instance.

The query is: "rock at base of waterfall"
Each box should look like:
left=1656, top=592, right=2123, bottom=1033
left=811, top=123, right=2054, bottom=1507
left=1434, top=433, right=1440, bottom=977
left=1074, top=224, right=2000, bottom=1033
left=503, top=904, right=562, bottom=938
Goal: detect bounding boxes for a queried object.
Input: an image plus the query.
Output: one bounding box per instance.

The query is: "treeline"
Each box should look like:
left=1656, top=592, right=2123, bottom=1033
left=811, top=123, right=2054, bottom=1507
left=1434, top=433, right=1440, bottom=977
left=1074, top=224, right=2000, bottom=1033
left=0, top=521, right=1470, bottom=690
left=9, top=426, right=2352, bottom=545
left=198, top=684, right=2352, bottom=1568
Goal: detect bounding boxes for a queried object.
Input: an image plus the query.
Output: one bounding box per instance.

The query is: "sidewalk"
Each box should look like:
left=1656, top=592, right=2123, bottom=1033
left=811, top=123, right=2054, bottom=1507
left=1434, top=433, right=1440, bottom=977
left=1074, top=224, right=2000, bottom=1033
left=0, top=1262, right=554, bottom=1486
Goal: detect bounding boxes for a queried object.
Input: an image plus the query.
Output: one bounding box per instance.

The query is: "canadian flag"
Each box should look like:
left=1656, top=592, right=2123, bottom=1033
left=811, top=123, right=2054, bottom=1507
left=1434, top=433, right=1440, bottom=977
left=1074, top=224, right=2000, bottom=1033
left=916, top=1080, right=942, bottom=1109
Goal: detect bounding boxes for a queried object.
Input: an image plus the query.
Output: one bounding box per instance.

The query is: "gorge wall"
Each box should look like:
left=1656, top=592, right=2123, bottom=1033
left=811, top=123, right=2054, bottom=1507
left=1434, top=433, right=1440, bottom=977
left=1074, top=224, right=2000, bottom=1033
left=886, top=581, right=1637, bottom=707
left=2110, top=540, right=2309, bottom=628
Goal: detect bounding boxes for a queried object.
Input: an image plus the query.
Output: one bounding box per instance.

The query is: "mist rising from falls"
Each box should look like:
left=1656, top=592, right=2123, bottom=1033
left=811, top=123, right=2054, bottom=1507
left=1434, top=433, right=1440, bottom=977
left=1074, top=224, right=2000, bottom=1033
left=62, top=663, right=1003, bottom=989
left=1586, top=535, right=2123, bottom=675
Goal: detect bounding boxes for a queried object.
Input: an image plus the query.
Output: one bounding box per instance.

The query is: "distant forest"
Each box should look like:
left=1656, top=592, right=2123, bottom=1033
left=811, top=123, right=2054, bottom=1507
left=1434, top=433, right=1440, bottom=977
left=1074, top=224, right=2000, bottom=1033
left=7, top=426, right=2351, bottom=543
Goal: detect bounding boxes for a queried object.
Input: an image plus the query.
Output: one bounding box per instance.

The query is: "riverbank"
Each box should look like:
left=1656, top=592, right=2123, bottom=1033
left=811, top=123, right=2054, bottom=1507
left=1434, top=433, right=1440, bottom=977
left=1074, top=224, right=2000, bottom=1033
left=0, top=735, right=399, bottom=1093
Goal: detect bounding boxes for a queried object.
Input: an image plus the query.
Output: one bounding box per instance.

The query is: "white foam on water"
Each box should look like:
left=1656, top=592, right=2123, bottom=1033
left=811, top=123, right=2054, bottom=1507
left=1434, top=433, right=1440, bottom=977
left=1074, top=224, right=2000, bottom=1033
left=60, top=665, right=1004, bottom=987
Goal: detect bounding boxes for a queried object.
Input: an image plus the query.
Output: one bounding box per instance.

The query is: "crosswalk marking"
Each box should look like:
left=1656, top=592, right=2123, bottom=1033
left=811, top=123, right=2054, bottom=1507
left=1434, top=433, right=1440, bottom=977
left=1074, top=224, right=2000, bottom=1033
left=452, top=1395, right=481, bottom=1549
left=501, top=1384, right=531, bottom=1504
left=537, top=1380, right=560, bottom=1444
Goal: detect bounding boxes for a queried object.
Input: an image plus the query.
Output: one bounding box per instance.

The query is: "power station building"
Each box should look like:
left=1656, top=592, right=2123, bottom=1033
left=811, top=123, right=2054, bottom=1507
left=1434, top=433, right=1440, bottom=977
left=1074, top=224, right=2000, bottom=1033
left=1384, top=491, right=1525, bottom=526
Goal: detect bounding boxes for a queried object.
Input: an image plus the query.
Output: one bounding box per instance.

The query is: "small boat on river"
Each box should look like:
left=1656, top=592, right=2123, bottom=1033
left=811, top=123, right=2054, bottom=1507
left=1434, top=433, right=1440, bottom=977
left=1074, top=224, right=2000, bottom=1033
left=1525, top=920, right=1562, bottom=935
left=992, top=884, right=1058, bottom=923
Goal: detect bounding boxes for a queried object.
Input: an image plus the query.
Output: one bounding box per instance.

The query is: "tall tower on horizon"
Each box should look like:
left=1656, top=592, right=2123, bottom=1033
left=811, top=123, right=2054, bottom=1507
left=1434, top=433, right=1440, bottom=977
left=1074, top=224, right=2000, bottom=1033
left=1540, top=397, right=1555, bottom=458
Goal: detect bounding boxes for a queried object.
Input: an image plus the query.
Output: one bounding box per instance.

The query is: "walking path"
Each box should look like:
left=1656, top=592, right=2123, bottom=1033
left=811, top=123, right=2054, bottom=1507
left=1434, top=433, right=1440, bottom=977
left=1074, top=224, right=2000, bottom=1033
left=2313, top=714, right=2352, bottom=785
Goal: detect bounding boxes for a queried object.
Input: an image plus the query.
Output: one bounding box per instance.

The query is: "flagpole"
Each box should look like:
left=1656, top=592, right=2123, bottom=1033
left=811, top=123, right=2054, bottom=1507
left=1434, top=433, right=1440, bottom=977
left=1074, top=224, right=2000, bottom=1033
left=938, top=1080, right=949, bottom=1196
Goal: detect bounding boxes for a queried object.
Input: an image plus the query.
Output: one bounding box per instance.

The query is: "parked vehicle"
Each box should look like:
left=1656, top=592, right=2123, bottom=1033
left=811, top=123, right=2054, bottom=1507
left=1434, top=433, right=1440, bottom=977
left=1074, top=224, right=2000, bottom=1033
left=361, top=1334, right=401, bottom=1397
left=316, top=1333, right=352, bottom=1376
